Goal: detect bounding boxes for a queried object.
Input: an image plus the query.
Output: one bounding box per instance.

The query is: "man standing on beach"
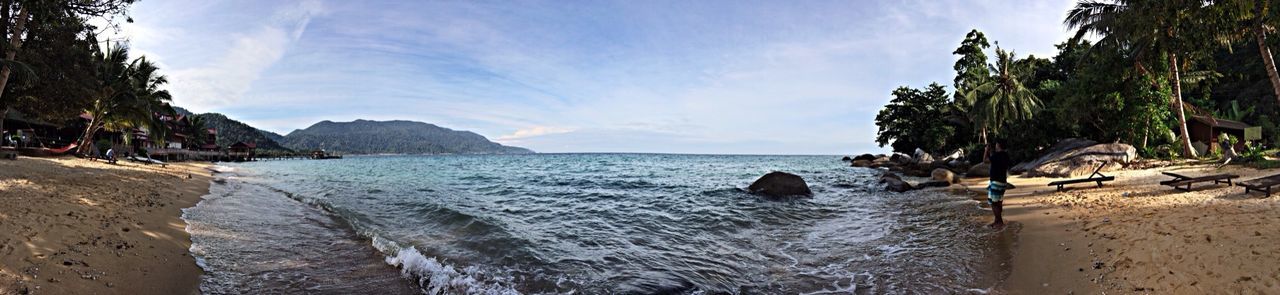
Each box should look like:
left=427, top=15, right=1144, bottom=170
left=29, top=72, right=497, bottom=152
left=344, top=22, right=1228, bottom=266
left=986, top=139, right=1011, bottom=228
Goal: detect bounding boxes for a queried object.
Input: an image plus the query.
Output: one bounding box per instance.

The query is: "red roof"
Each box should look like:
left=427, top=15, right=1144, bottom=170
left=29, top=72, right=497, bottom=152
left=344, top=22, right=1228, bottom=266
left=230, top=142, right=256, bottom=149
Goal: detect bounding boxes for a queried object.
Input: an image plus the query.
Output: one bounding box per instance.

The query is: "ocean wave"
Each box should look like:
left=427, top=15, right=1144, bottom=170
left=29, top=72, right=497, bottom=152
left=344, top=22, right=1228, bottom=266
left=377, top=238, right=522, bottom=295
left=259, top=183, right=531, bottom=294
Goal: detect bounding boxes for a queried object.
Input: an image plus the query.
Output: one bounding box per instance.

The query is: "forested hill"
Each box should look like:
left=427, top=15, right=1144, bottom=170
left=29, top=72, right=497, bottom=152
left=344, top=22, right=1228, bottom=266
left=173, top=107, right=290, bottom=151
left=281, top=120, right=534, bottom=154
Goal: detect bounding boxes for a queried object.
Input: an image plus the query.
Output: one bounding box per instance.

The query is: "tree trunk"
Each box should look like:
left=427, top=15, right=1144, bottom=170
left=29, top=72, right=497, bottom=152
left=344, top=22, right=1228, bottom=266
left=1169, top=53, right=1198, bottom=158
left=76, top=116, right=99, bottom=155
left=0, top=4, right=29, bottom=107
left=0, top=2, right=25, bottom=140
left=1256, top=29, right=1280, bottom=106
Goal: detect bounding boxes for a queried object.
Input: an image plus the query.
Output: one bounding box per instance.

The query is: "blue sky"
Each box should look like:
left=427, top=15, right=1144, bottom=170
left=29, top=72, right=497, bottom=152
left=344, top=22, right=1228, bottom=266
left=106, top=0, right=1076, bottom=154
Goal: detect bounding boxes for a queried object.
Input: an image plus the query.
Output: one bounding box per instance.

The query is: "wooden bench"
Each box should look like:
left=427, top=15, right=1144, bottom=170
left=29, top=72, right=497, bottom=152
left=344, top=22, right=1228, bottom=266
left=1240, top=174, right=1280, bottom=197
left=1047, top=162, right=1116, bottom=191
left=1159, top=172, right=1238, bottom=191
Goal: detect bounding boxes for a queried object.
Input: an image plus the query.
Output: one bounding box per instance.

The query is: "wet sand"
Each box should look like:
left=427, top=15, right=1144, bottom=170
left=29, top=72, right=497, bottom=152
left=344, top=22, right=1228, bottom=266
left=0, top=156, right=211, bottom=295
left=956, top=164, right=1280, bottom=294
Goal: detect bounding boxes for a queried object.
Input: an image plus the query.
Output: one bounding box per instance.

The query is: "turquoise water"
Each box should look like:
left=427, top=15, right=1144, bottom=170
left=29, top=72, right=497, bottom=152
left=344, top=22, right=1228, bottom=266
left=184, top=154, right=1000, bottom=294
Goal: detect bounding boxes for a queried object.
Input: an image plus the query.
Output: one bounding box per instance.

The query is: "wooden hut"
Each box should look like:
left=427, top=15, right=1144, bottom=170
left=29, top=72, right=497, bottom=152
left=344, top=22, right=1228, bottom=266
left=229, top=141, right=256, bottom=162
left=1187, top=115, right=1260, bottom=153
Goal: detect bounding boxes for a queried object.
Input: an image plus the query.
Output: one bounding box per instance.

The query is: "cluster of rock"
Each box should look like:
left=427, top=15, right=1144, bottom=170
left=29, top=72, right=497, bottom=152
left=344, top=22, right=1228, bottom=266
left=846, top=139, right=1139, bottom=193
left=843, top=148, right=969, bottom=192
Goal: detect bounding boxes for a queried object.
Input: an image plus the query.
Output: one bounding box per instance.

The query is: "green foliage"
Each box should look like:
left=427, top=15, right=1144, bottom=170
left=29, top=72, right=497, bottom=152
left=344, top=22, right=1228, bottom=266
left=874, top=83, right=954, bottom=153
left=964, top=47, right=1041, bottom=138
left=953, top=29, right=991, bottom=105
left=1240, top=142, right=1269, bottom=162
left=195, top=112, right=291, bottom=152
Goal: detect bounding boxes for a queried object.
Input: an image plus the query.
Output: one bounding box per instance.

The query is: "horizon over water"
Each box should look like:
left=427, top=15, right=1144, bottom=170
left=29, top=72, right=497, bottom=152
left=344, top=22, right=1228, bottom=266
left=183, top=154, right=1008, bottom=294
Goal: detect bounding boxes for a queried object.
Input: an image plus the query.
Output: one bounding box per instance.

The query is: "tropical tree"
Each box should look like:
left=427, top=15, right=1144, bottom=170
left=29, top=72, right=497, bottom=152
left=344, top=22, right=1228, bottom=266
left=875, top=83, right=954, bottom=153
left=74, top=43, right=173, bottom=155
left=185, top=114, right=207, bottom=148
left=0, top=0, right=135, bottom=136
left=964, top=47, right=1041, bottom=142
left=1211, top=0, right=1280, bottom=106
left=1065, top=0, right=1209, bottom=158
left=945, top=29, right=992, bottom=149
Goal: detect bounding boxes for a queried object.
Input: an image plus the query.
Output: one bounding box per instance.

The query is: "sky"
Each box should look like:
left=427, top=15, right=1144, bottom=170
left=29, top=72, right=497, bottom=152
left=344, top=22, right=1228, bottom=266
left=103, top=0, right=1078, bottom=155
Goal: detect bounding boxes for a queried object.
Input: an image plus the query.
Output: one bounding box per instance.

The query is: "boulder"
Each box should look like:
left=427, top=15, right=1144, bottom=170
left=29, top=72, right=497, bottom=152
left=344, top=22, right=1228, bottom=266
left=884, top=177, right=912, bottom=192
left=1010, top=138, right=1098, bottom=173
left=939, top=149, right=964, bottom=163
left=903, top=166, right=931, bottom=177
left=748, top=172, right=812, bottom=197
left=853, top=154, right=877, bottom=161
left=879, top=171, right=902, bottom=183
left=851, top=160, right=872, bottom=167
left=967, top=162, right=991, bottom=178
left=841, top=156, right=852, bottom=161
left=1192, top=142, right=1209, bottom=157
left=913, top=148, right=934, bottom=163
left=890, top=153, right=913, bottom=165
left=931, top=168, right=958, bottom=184
left=1018, top=141, right=1139, bottom=178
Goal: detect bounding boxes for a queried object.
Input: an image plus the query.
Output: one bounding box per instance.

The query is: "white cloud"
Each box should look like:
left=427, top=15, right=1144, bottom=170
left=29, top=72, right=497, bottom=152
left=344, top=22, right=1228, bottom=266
left=495, top=126, right=576, bottom=144
left=120, top=1, right=327, bottom=113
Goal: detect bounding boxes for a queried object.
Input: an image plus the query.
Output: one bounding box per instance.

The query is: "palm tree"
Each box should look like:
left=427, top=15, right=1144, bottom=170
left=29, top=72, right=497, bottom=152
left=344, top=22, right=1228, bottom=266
left=74, top=43, right=173, bottom=156
left=185, top=114, right=207, bottom=149
left=964, top=47, right=1041, bottom=143
left=1066, top=0, right=1205, bottom=158
left=1213, top=0, right=1280, bottom=107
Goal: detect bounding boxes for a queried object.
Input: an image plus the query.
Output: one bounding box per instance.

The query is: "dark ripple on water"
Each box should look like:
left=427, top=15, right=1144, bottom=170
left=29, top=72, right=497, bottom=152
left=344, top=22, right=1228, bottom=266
left=187, top=154, right=1004, bottom=294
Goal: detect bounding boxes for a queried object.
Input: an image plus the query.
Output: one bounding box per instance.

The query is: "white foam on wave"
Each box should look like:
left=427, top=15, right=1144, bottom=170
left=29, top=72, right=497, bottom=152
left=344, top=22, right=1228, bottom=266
left=377, top=237, right=521, bottom=295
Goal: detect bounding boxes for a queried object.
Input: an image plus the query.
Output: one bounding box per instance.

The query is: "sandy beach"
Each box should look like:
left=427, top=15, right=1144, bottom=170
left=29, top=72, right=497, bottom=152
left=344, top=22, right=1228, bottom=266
left=0, top=156, right=211, bottom=295
left=954, top=164, right=1280, bottom=294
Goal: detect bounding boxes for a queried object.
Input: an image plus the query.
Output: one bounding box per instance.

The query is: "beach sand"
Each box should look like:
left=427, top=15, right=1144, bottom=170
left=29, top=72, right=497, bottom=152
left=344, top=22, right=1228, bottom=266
left=955, top=164, right=1280, bottom=294
left=0, top=156, right=211, bottom=295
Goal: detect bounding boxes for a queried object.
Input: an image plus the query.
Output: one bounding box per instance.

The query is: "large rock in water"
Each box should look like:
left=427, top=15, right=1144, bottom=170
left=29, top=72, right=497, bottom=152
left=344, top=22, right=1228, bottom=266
left=1016, top=140, right=1138, bottom=178
left=883, top=177, right=912, bottom=192
left=748, top=172, right=812, bottom=197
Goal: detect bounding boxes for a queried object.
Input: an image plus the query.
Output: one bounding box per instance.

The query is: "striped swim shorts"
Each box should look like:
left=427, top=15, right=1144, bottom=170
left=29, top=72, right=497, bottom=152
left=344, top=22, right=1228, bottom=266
left=987, top=180, right=1008, bottom=203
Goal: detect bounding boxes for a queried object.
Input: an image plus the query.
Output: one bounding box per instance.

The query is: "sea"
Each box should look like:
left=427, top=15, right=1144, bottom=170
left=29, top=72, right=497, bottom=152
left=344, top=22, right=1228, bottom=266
left=182, top=154, right=1011, bottom=294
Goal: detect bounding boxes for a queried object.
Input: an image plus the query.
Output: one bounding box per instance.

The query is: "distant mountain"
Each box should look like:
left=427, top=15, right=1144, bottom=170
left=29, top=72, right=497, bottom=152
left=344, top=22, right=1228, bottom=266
left=197, top=113, right=292, bottom=151
left=172, top=107, right=291, bottom=152
left=281, top=119, right=533, bottom=154
left=258, top=129, right=286, bottom=143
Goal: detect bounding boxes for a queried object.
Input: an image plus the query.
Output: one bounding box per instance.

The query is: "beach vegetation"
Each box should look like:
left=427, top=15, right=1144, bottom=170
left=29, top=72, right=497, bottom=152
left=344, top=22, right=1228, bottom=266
left=874, top=83, right=953, bottom=153
left=876, top=0, right=1280, bottom=163
left=0, top=0, right=137, bottom=138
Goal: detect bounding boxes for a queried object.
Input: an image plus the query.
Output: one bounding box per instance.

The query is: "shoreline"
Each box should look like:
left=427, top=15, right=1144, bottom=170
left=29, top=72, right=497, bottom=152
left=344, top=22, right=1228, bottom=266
left=0, top=156, right=211, bottom=295
left=953, top=164, right=1280, bottom=293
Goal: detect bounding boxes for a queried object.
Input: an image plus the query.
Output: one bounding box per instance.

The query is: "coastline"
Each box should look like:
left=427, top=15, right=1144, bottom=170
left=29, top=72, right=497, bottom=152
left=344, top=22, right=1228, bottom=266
left=956, top=164, right=1280, bottom=293
left=0, top=156, right=210, bottom=295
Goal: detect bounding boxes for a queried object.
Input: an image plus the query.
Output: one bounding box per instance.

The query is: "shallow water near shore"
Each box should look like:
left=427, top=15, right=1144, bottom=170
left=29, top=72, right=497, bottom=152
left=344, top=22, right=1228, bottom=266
left=183, top=154, right=1007, bottom=294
